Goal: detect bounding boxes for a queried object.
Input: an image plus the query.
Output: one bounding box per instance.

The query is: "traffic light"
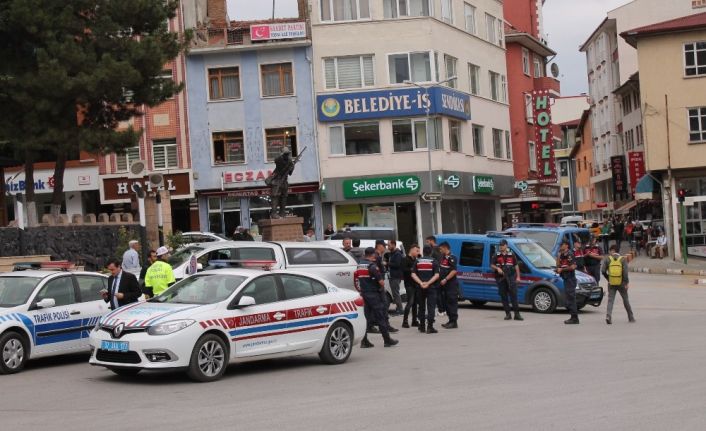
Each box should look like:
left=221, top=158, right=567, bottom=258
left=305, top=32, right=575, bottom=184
left=678, top=188, right=686, bottom=203
left=531, top=203, right=540, bottom=210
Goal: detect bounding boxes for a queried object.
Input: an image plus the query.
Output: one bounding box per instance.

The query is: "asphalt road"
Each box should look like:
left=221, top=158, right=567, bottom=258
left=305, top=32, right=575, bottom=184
left=2, top=273, right=705, bottom=431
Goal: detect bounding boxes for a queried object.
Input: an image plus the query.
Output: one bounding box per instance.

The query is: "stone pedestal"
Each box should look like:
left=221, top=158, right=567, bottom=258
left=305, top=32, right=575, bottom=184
left=259, top=217, right=304, bottom=242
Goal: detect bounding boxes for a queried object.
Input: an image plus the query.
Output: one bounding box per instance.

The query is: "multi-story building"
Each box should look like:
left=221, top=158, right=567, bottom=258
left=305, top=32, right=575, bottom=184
left=572, top=109, right=598, bottom=219
left=311, top=0, right=514, bottom=245
left=622, top=11, right=706, bottom=259
left=184, top=1, right=321, bottom=238
left=553, top=96, right=590, bottom=219
left=501, top=0, right=563, bottom=224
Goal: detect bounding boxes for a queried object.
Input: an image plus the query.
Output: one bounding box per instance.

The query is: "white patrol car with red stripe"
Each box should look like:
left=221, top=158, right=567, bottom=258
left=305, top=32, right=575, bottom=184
left=89, top=268, right=365, bottom=382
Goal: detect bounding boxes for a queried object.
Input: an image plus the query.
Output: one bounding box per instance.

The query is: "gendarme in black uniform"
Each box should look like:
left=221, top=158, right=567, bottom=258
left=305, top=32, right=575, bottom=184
left=491, top=243, right=523, bottom=321
left=355, top=249, right=398, bottom=347
left=557, top=244, right=579, bottom=324
left=438, top=247, right=459, bottom=328
left=413, top=248, right=440, bottom=334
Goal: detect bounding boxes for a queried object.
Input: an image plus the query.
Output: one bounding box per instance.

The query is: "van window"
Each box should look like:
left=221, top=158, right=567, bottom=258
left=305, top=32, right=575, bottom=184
left=489, top=245, right=530, bottom=274
left=459, top=242, right=484, bottom=267
left=286, top=248, right=350, bottom=265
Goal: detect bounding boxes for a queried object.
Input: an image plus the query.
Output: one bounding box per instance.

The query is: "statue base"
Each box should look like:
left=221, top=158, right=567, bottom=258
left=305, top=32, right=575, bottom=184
left=258, top=217, right=304, bottom=242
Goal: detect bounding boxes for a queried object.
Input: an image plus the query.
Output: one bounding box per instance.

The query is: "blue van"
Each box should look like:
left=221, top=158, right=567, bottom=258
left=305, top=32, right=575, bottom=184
left=436, top=233, right=603, bottom=313
left=506, top=224, right=592, bottom=256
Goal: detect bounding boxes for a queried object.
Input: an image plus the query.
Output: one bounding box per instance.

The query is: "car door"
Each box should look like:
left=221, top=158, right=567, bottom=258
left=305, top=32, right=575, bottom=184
left=457, top=241, right=492, bottom=300
left=284, top=247, right=355, bottom=288
left=231, top=274, right=288, bottom=358
left=74, top=274, right=111, bottom=341
left=278, top=274, right=331, bottom=352
left=26, top=275, right=84, bottom=354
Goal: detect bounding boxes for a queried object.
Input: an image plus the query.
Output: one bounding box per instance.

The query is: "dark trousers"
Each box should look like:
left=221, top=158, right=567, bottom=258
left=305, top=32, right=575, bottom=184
left=416, top=286, right=437, bottom=326
left=563, top=275, right=578, bottom=316
left=497, top=278, right=519, bottom=314
left=443, top=282, right=459, bottom=322
left=602, top=236, right=610, bottom=254
left=403, top=280, right=417, bottom=323
left=362, top=290, right=391, bottom=341
left=389, top=278, right=403, bottom=312
left=586, top=264, right=601, bottom=286
left=437, top=285, right=447, bottom=313
left=606, top=284, right=634, bottom=320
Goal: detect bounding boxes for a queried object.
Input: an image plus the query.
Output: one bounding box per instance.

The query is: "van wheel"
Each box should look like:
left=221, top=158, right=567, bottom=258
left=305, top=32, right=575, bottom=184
left=187, top=334, right=228, bottom=382
left=319, top=322, right=352, bottom=365
left=0, top=331, right=28, bottom=374
left=470, top=301, right=487, bottom=307
left=531, top=288, right=557, bottom=313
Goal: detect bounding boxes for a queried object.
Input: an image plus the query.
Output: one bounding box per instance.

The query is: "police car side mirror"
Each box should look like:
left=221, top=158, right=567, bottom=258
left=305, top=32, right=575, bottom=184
left=35, top=298, right=56, bottom=309
left=231, top=295, right=256, bottom=309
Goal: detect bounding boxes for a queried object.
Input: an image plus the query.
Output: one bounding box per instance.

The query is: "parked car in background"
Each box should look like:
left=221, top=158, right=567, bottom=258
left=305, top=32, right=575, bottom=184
left=329, top=227, right=397, bottom=241
left=180, top=232, right=228, bottom=246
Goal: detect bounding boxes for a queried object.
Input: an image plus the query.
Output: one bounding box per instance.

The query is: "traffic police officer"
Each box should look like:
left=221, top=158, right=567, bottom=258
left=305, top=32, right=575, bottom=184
left=490, top=239, right=523, bottom=321
left=438, top=242, right=459, bottom=329
left=556, top=241, right=579, bottom=324
left=411, top=245, right=441, bottom=334
left=355, top=248, right=399, bottom=348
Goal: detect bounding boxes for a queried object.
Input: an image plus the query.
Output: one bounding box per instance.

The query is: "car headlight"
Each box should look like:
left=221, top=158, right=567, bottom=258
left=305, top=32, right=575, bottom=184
left=148, top=319, right=196, bottom=336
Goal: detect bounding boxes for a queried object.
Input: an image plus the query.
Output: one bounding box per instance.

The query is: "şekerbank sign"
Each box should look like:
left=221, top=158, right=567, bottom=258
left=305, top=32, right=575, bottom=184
left=318, top=87, right=471, bottom=122
left=343, top=175, right=421, bottom=199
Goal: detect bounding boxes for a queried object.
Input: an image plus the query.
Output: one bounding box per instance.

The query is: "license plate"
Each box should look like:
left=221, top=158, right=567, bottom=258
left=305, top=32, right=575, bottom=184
left=101, top=340, right=129, bottom=352
left=590, top=293, right=601, bottom=299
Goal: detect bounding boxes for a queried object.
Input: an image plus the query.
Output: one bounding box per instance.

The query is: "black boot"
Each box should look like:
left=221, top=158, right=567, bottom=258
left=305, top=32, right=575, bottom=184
left=417, top=323, right=426, bottom=333
left=360, top=336, right=374, bottom=348
left=606, top=315, right=612, bottom=325
left=504, top=312, right=512, bottom=320
left=564, top=315, right=580, bottom=324
left=426, top=325, right=438, bottom=334
left=402, top=320, right=410, bottom=328
left=514, top=313, right=524, bottom=321
left=367, top=325, right=380, bottom=334
left=384, top=337, right=399, bottom=347
left=441, top=321, right=458, bottom=329
left=411, top=320, right=419, bottom=327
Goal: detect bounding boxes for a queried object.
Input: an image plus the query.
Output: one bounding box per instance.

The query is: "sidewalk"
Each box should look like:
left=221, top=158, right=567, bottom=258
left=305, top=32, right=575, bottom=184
left=627, top=254, right=706, bottom=276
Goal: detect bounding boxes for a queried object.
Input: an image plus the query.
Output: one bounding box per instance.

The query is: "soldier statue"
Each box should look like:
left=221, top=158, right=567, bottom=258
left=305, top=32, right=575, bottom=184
left=266, top=146, right=306, bottom=219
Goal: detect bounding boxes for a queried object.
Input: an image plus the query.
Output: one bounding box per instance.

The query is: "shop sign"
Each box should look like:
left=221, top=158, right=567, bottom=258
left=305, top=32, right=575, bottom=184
left=250, top=22, right=306, bottom=41
left=444, top=174, right=461, bottom=189
left=532, top=90, right=557, bottom=183
left=515, top=184, right=561, bottom=200
left=473, top=176, right=495, bottom=194
left=223, top=169, right=273, bottom=184
left=101, top=171, right=193, bottom=203
left=204, top=184, right=319, bottom=198
left=317, top=87, right=471, bottom=122
left=514, top=180, right=529, bottom=192
left=343, top=175, right=421, bottom=199
left=5, top=167, right=98, bottom=195
left=596, top=202, right=608, bottom=208
left=628, top=151, right=646, bottom=195
left=611, top=155, right=628, bottom=199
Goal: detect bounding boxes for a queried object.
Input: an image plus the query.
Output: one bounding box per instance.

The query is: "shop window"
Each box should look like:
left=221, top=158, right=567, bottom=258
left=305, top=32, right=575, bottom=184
left=323, top=55, right=374, bottom=89
left=392, top=118, right=441, bottom=152
left=116, top=146, right=140, bottom=172
left=208, top=67, right=240, bottom=100
left=152, top=139, right=178, bottom=170
left=265, top=127, right=297, bottom=162
left=449, top=120, right=462, bottom=152
left=459, top=242, right=484, bottom=267
left=261, top=63, right=293, bottom=97
left=320, top=0, right=370, bottom=22
left=212, top=131, right=245, bottom=164
left=329, top=122, right=380, bottom=155
left=472, top=124, right=484, bottom=156
left=388, top=51, right=433, bottom=84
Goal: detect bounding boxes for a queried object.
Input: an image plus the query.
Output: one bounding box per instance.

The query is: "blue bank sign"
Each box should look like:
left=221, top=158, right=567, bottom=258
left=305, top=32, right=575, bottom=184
left=317, top=87, right=471, bottom=122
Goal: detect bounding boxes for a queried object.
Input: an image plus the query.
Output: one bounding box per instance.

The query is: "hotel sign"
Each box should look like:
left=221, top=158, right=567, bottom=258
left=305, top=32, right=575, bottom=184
left=532, top=90, right=557, bottom=184
left=318, top=87, right=471, bottom=122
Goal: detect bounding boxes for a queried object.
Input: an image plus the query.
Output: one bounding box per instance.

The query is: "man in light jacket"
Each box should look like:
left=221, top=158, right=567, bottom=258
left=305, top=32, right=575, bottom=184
left=601, top=244, right=635, bottom=325
left=122, top=240, right=141, bottom=277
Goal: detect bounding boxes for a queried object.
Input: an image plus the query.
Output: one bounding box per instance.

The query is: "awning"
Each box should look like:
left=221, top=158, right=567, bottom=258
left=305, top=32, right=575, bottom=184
left=635, top=175, right=660, bottom=200
left=615, top=200, right=637, bottom=215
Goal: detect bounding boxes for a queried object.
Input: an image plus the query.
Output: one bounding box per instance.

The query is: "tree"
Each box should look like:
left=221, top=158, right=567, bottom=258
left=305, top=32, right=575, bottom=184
left=0, top=0, right=190, bottom=224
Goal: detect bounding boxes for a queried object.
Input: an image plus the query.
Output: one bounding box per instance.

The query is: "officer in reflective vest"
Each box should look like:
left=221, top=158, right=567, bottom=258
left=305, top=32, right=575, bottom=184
left=490, top=239, right=523, bottom=321
left=411, top=245, right=441, bottom=334
left=556, top=241, right=579, bottom=324
left=356, top=248, right=399, bottom=348
left=438, top=241, right=460, bottom=329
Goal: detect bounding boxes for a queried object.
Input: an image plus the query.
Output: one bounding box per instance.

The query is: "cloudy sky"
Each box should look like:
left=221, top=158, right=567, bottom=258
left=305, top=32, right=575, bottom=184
left=227, top=0, right=298, bottom=21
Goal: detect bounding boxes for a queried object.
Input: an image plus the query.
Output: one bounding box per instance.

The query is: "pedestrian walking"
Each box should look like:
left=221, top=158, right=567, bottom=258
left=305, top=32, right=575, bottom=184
left=438, top=241, right=460, bottom=328
left=490, top=239, right=523, bottom=321
left=614, top=217, right=625, bottom=252
left=601, top=245, right=635, bottom=324
left=401, top=245, right=420, bottom=328
left=601, top=221, right=612, bottom=254
left=556, top=241, right=579, bottom=324
left=103, top=259, right=142, bottom=310
left=122, top=240, right=141, bottom=277
left=411, top=245, right=441, bottom=334
left=144, top=246, right=176, bottom=297
left=583, top=236, right=603, bottom=285
left=387, top=240, right=404, bottom=315
left=356, top=248, right=399, bottom=348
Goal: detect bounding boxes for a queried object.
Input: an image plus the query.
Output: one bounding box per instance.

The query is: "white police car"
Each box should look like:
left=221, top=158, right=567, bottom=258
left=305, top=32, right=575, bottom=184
left=89, top=268, right=365, bottom=382
left=0, top=270, right=110, bottom=374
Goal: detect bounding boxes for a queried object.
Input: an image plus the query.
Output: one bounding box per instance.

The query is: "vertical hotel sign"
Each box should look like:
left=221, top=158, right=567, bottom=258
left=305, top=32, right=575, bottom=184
left=533, top=90, right=557, bottom=183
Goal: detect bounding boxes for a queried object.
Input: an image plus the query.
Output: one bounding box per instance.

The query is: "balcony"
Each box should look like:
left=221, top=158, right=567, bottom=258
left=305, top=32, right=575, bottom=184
left=534, top=77, right=561, bottom=94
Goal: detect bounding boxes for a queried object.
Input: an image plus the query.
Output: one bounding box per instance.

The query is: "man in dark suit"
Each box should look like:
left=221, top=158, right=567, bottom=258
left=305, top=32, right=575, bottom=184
left=103, top=259, right=142, bottom=310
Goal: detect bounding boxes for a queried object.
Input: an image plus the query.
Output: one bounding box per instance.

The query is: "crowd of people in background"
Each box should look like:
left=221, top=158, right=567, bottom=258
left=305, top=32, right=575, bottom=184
left=580, top=216, right=667, bottom=258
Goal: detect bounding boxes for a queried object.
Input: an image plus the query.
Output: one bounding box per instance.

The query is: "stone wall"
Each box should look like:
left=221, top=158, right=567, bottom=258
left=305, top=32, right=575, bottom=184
left=0, top=224, right=140, bottom=270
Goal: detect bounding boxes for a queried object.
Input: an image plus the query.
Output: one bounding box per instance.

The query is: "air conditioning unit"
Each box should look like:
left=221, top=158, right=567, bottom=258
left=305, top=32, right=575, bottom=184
left=129, top=160, right=147, bottom=178
left=149, top=173, right=164, bottom=188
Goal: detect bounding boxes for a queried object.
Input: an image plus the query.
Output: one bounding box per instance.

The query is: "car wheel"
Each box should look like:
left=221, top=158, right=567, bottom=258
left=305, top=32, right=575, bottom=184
left=109, top=368, right=141, bottom=377
left=470, top=300, right=487, bottom=307
left=319, top=322, right=353, bottom=365
left=187, top=334, right=228, bottom=382
left=531, top=288, right=557, bottom=313
left=0, top=331, right=28, bottom=375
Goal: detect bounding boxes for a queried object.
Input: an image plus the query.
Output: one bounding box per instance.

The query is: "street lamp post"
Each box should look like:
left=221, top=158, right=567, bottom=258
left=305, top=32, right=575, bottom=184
left=403, top=76, right=457, bottom=236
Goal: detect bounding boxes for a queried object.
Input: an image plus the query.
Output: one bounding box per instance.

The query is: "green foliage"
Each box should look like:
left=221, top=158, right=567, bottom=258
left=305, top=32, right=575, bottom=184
left=114, top=226, right=131, bottom=261
left=166, top=230, right=186, bottom=251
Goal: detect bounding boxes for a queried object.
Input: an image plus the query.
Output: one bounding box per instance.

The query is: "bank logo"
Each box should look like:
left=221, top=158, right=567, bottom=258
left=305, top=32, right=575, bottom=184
left=406, top=177, right=420, bottom=192
left=321, top=98, right=340, bottom=118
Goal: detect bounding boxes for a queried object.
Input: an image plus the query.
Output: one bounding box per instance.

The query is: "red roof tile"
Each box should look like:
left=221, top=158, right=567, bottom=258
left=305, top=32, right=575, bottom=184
left=622, top=11, right=706, bottom=38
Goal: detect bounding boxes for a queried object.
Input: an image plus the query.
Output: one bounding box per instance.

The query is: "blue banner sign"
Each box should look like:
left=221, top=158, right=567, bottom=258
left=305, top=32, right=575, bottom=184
left=317, top=87, right=471, bottom=122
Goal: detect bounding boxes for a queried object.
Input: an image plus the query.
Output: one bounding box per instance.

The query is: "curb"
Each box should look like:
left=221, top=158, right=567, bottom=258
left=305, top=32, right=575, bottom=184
left=694, top=279, right=706, bottom=285
left=629, top=267, right=706, bottom=276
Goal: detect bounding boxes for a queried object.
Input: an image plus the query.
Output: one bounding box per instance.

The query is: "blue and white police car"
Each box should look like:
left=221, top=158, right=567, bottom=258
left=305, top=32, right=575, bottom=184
left=89, top=268, right=366, bottom=382
left=0, top=270, right=110, bottom=374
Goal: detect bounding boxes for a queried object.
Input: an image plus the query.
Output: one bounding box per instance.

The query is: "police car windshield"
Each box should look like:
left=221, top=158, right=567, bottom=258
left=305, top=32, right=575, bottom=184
left=168, top=246, right=205, bottom=268
left=0, top=276, right=41, bottom=307
left=515, top=242, right=556, bottom=269
left=512, top=231, right=557, bottom=253
left=151, top=274, right=246, bottom=304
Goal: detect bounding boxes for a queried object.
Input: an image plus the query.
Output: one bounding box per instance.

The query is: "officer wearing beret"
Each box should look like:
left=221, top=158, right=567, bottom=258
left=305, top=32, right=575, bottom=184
left=556, top=241, right=579, bottom=324
left=490, top=239, right=523, bottom=321
left=438, top=242, right=460, bottom=329
left=356, top=248, right=399, bottom=348
left=411, top=245, right=441, bottom=334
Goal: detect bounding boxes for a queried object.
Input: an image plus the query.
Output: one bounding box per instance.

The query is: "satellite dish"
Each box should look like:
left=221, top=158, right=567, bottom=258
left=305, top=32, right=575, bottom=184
left=129, top=160, right=147, bottom=178
left=149, top=173, right=164, bottom=188
left=550, top=63, right=560, bottom=78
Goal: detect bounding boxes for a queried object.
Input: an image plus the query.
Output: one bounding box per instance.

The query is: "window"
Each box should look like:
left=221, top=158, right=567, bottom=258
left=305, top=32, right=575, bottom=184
left=445, top=55, right=457, bottom=88
left=116, top=146, right=140, bottom=172
left=76, top=275, right=107, bottom=303
left=265, top=127, right=297, bottom=162
left=468, top=63, right=480, bottom=95
left=489, top=71, right=505, bottom=102
left=286, top=248, right=350, bottom=265
left=239, top=275, right=280, bottom=305
left=562, top=187, right=571, bottom=204
left=501, top=74, right=507, bottom=102
left=485, top=14, right=498, bottom=45
left=504, top=131, right=512, bottom=160
left=208, top=67, right=240, bottom=100
left=383, top=0, right=431, bottom=17
left=533, top=56, right=544, bottom=78
left=35, top=276, right=75, bottom=307
left=684, top=42, right=706, bottom=77
left=212, top=131, right=245, bottom=164
left=449, top=119, right=462, bottom=152
left=280, top=275, right=327, bottom=300
left=688, top=107, right=706, bottom=142
left=329, top=122, right=381, bottom=155
left=324, top=55, right=374, bottom=89
left=529, top=141, right=537, bottom=171
left=152, top=139, right=178, bottom=170
left=459, top=242, right=484, bottom=267
left=472, top=124, right=484, bottom=155
left=320, top=0, right=370, bottom=21
left=261, top=63, right=293, bottom=97
left=522, top=48, right=530, bottom=75
left=388, top=51, right=433, bottom=84
left=559, top=160, right=569, bottom=177
left=441, top=0, right=453, bottom=23
left=525, top=93, right=533, bottom=123
left=464, top=3, right=476, bottom=34
left=392, top=118, right=442, bottom=151
left=492, top=128, right=503, bottom=158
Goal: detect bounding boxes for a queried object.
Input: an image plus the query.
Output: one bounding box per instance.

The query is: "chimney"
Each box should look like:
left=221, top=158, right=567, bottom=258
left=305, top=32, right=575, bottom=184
left=207, top=0, right=228, bottom=26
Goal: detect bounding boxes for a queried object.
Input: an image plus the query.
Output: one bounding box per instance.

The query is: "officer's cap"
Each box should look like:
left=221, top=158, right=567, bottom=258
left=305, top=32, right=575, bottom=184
left=364, top=247, right=376, bottom=256
left=439, top=241, right=450, bottom=249
left=422, top=245, right=432, bottom=255
left=499, top=239, right=508, bottom=246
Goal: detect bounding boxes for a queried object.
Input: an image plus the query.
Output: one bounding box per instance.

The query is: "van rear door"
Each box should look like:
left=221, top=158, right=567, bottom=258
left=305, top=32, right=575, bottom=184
left=457, top=241, right=495, bottom=301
